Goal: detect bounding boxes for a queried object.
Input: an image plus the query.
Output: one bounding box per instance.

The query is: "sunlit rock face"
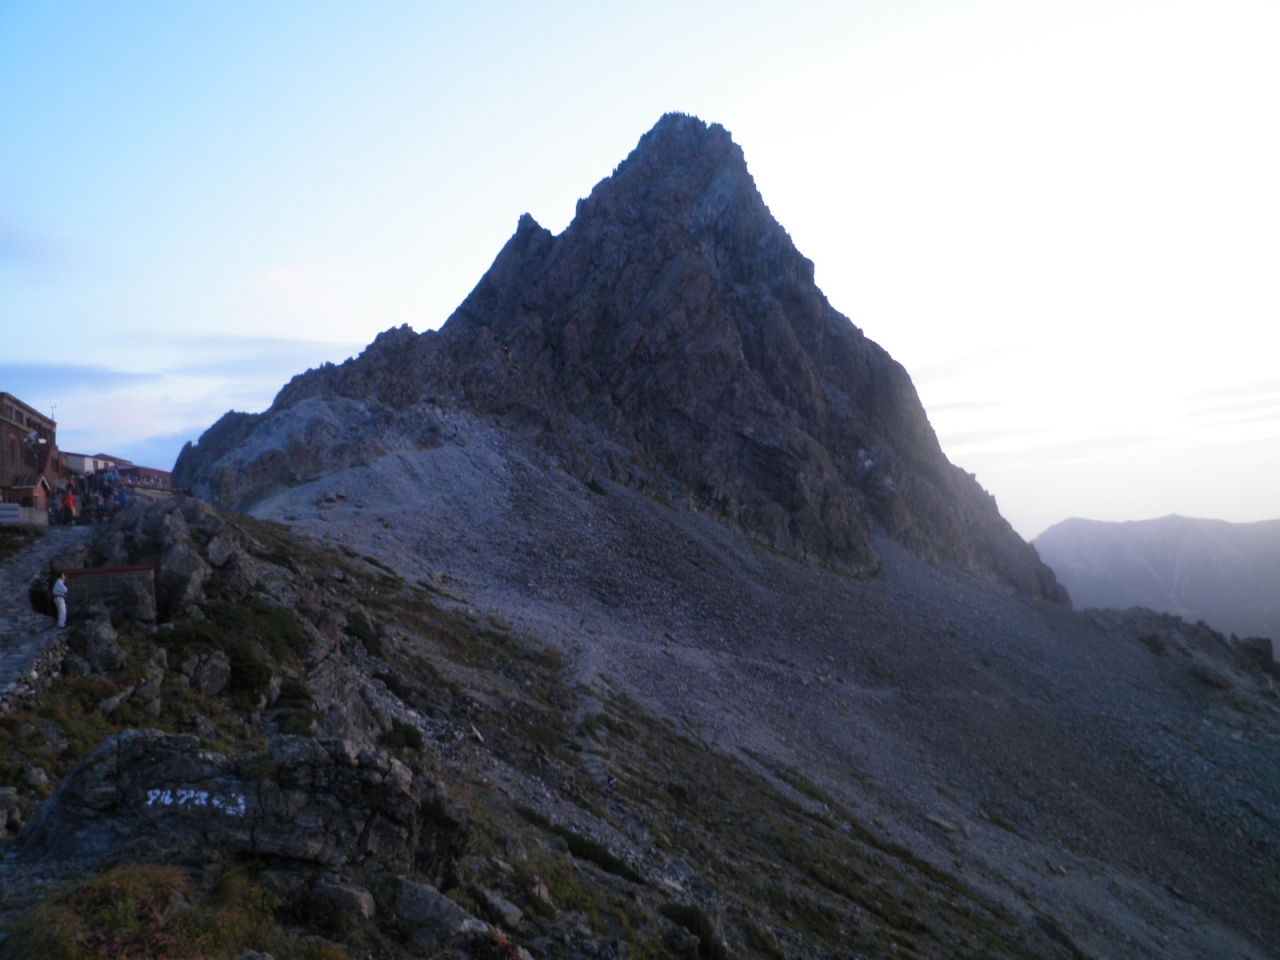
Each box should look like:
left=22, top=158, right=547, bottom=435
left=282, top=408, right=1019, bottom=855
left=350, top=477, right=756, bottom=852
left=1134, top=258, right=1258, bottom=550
left=177, top=113, right=1067, bottom=603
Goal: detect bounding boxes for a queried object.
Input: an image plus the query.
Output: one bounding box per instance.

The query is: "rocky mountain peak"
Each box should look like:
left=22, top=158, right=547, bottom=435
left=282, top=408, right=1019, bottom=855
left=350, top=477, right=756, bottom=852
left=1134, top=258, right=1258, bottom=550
left=575, top=112, right=758, bottom=230
left=177, top=114, right=1068, bottom=603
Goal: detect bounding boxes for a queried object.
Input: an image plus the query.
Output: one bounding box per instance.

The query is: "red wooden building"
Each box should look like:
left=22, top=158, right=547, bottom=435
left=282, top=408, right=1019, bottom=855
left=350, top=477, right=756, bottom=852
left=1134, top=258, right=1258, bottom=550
left=0, top=392, right=64, bottom=509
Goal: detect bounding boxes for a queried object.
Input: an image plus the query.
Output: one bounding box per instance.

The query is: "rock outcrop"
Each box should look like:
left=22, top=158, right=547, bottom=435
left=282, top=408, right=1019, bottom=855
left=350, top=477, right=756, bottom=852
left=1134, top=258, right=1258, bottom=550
left=70, top=615, right=128, bottom=673
left=392, top=879, right=492, bottom=953
left=19, top=729, right=469, bottom=884
left=176, top=113, right=1067, bottom=602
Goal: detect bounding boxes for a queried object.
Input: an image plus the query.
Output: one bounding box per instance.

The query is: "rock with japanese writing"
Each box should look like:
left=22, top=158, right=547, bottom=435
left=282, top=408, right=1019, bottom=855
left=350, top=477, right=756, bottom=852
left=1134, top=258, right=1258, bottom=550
left=16, top=730, right=469, bottom=884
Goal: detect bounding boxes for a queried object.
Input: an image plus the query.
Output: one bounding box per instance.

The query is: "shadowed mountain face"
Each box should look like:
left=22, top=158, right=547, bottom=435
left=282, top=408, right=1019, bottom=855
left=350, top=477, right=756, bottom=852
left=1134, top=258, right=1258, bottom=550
left=175, top=113, right=1066, bottom=603
left=1035, top=514, right=1280, bottom=647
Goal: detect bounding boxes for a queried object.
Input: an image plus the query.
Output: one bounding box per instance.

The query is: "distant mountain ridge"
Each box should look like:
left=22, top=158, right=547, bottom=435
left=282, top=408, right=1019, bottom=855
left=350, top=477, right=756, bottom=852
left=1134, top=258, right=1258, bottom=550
left=1034, top=514, right=1280, bottom=644
left=175, top=113, right=1067, bottom=603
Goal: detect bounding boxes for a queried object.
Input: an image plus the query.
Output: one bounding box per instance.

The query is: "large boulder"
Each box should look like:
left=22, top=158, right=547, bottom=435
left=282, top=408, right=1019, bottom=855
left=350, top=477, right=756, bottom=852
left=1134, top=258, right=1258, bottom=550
left=392, top=879, right=490, bottom=953
left=215, top=553, right=260, bottom=602
left=114, top=574, right=158, bottom=623
left=109, top=497, right=227, bottom=618
left=205, top=532, right=239, bottom=568
left=157, top=540, right=210, bottom=617
left=191, top=651, right=232, bottom=697
left=71, top=616, right=127, bottom=673
left=18, top=730, right=470, bottom=883
left=310, top=877, right=378, bottom=928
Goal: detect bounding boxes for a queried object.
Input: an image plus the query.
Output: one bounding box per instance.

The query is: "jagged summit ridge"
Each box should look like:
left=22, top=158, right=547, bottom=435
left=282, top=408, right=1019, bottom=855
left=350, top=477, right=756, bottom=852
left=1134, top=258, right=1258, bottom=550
left=176, top=114, right=1067, bottom=603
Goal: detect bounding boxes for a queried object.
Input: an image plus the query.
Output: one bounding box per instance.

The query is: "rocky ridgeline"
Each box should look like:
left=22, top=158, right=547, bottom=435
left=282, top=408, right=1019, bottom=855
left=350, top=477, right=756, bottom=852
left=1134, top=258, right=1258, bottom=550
left=1086, top=606, right=1280, bottom=692
left=174, top=113, right=1067, bottom=603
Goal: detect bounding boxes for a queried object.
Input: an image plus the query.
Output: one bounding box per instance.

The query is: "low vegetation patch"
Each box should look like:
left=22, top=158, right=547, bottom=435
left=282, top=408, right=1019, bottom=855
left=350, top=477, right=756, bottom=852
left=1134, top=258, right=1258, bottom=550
left=577, top=693, right=1048, bottom=959
left=162, top=600, right=309, bottom=668
left=0, top=624, right=250, bottom=808
left=377, top=718, right=424, bottom=752
left=513, top=806, right=642, bottom=881
left=2, top=864, right=332, bottom=960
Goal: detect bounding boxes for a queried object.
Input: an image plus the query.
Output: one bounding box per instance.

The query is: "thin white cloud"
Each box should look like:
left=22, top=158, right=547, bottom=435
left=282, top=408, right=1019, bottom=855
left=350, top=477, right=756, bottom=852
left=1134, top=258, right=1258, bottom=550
left=927, top=399, right=1005, bottom=414
left=5, top=334, right=365, bottom=472
left=0, top=363, right=159, bottom=402
left=939, top=425, right=1047, bottom=449
left=963, top=434, right=1159, bottom=466
left=1183, top=378, right=1280, bottom=402
left=909, top=344, right=1031, bottom=385
left=1187, top=395, right=1280, bottom=420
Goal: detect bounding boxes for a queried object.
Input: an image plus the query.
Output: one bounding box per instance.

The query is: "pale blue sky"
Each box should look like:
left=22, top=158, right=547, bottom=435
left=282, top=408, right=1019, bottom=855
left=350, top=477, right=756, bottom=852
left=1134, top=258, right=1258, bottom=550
left=3, top=1, right=1278, bottom=537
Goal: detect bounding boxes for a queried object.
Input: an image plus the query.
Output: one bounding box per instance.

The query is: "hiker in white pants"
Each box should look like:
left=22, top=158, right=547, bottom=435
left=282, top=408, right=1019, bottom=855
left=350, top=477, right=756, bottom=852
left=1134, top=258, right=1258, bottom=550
left=53, top=572, right=68, bottom=628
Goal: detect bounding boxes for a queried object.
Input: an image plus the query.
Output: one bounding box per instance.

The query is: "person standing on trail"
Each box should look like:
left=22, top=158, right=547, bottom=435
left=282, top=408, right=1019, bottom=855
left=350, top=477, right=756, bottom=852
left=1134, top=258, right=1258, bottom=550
left=52, top=572, right=68, bottom=629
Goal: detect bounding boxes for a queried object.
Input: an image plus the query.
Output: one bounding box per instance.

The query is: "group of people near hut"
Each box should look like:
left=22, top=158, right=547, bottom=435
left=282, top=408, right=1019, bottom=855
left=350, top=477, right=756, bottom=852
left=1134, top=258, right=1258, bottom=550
left=50, top=469, right=132, bottom=525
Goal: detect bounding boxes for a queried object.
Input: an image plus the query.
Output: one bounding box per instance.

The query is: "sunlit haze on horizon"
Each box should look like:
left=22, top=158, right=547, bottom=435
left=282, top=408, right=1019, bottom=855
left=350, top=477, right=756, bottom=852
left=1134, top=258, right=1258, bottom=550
left=3, top=0, right=1277, bottom=539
